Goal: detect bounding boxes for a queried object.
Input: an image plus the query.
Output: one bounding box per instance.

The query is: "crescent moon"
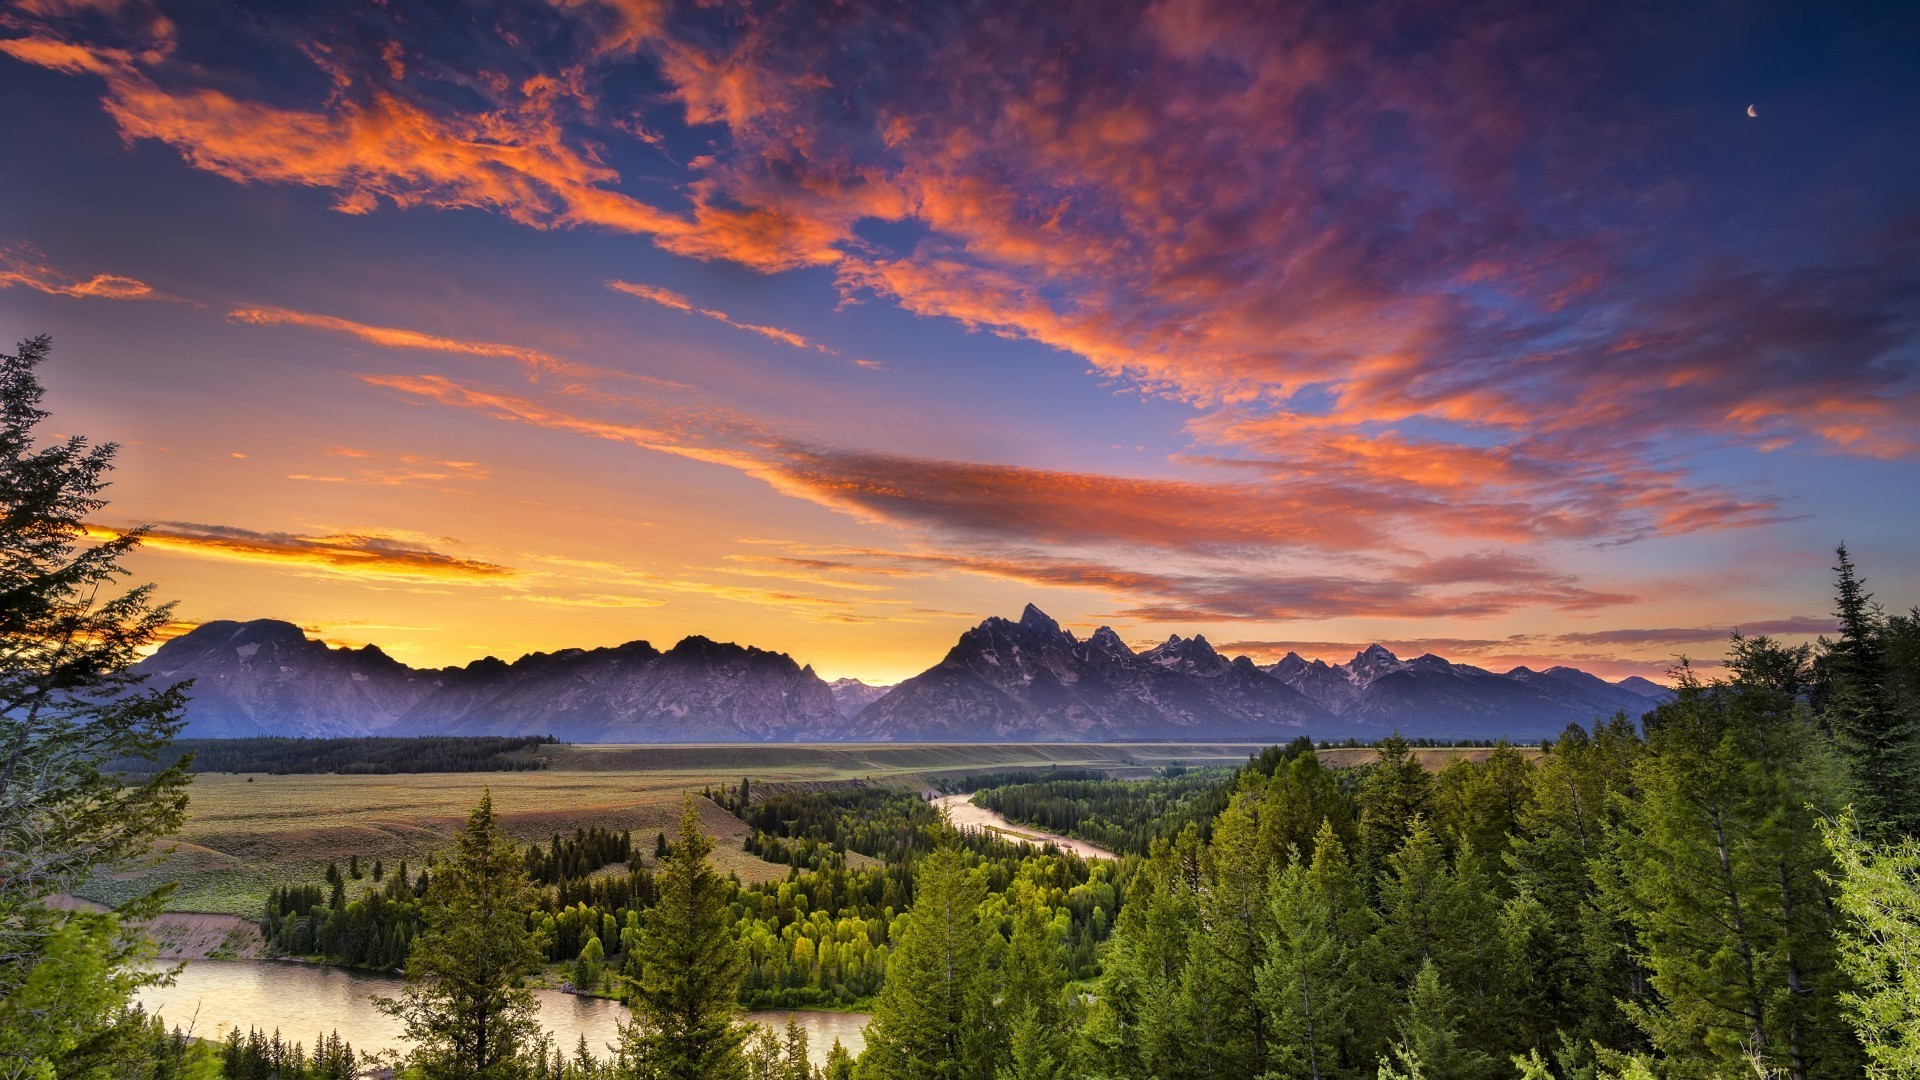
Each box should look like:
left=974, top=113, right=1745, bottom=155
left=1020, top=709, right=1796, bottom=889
left=1747, top=104, right=1758, bottom=118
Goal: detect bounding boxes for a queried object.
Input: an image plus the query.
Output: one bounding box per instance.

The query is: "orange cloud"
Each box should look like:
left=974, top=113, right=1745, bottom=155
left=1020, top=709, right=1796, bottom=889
left=228, top=305, right=687, bottom=388
left=91, top=522, right=515, bottom=582
left=0, top=242, right=160, bottom=301
left=607, top=279, right=828, bottom=352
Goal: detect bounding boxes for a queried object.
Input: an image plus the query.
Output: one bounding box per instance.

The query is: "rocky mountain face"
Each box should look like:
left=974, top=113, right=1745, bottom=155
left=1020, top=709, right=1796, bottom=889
left=131, top=620, right=444, bottom=738
left=138, top=611, right=1669, bottom=743
left=827, top=678, right=892, bottom=719
left=1263, top=645, right=1670, bottom=739
left=843, top=605, right=1332, bottom=741
left=136, top=621, right=842, bottom=742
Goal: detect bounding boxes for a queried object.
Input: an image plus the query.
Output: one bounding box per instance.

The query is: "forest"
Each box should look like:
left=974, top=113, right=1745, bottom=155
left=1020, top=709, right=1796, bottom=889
left=110, top=735, right=558, bottom=775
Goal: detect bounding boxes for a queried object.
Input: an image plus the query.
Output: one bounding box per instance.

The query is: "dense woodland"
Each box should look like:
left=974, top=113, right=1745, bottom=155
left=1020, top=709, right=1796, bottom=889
left=111, top=735, right=558, bottom=775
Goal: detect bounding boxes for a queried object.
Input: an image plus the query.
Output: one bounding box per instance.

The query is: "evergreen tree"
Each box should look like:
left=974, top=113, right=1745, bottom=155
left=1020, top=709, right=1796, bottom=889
left=1607, top=642, right=1857, bottom=1079
left=823, top=1040, right=856, bottom=1080
left=1356, top=734, right=1435, bottom=884
left=1077, top=835, right=1198, bottom=1079
left=376, top=792, right=544, bottom=1079
left=1257, top=822, right=1370, bottom=1080
left=859, top=846, right=994, bottom=1080
left=0, top=335, right=192, bottom=1076
left=1816, top=546, right=1920, bottom=836
left=780, top=1020, right=810, bottom=1080
left=1819, top=811, right=1920, bottom=1078
left=1375, top=960, right=1490, bottom=1080
left=1430, top=742, right=1531, bottom=863
left=625, top=794, right=750, bottom=1080
left=997, top=886, right=1069, bottom=1080
left=1179, top=795, right=1271, bottom=1076
left=1258, top=748, right=1356, bottom=866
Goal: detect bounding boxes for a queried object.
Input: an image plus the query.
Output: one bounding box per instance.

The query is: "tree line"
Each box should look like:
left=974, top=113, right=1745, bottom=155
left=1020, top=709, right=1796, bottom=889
left=110, top=735, right=558, bottom=776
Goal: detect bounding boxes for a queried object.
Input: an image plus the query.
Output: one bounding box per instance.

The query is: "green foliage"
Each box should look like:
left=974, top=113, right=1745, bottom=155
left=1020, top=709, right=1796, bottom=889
left=1814, top=546, right=1920, bottom=837
left=1258, top=748, right=1357, bottom=868
left=971, top=767, right=1237, bottom=856
left=1820, top=810, right=1920, bottom=1078
left=1355, top=734, right=1435, bottom=882
left=625, top=794, right=751, bottom=1080
left=1376, top=959, right=1491, bottom=1080
left=376, top=792, right=546, bottom=1079
left=0, top=912, right=158, bottom=1078
left=574, top=934, right=605, bottom=994
left=0, top=335, right=192, bottom=1076
left=1605, top=643, right=1857, bottom=1078
left=1077, top=835, right=1199, bottom=1079
left=858, top=847, right=995, bottom=1080
left=217, top=1025, right=358, bottom=1079
left=1257, top=822, right=1367, bottom=1080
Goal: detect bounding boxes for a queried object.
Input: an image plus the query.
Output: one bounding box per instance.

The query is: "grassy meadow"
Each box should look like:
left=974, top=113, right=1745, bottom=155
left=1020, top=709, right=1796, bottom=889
left=88, top=741, right=1492, bottom=915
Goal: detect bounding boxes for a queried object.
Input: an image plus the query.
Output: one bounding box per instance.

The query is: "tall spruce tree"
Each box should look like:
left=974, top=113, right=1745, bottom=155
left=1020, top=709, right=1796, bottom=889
left=859, top=846, right=995, bottom=1080
left=625, top=794, right=749, bottom=1080
left=1818, top=811, right=1920, bottom=1078
left=1179, top=795, right=1272, bottom=1076
left=1356, top=734, right=1435, bottom=885
left=1076, top=834, right=1199, bottom=1079
left=0, top=335, right=192, bottom=1076
left=1816, top=546, right=1920, bottom=836
left=377, top=792, right=545, bottom=1079
left=1607, top=641, right=1857, bottom=1079
left=1257, top=822, right=1371, bottom=1080
left=1509, top=716, right=1647, bottom=1065
left=997, top=884, right=1070, bottom=1080
left=1375, top=959, right=1491, bottom=1080
left=1258, top=748, right=1357, bottom=866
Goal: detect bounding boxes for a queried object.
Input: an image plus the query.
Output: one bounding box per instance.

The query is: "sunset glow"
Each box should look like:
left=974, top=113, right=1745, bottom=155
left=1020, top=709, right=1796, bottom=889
left=4, top=0, right=1916, bottom=682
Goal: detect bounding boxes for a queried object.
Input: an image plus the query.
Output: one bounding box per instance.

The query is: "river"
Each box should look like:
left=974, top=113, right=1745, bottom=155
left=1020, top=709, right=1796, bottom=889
left=932, top=794, right=1117, bottom=860
left=134, top=960, right=866, bottom=1068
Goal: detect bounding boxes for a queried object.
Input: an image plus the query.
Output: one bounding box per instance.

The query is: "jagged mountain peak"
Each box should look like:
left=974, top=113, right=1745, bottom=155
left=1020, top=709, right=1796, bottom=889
left=1085, top=625, right=1134, bottom=658
left=1018, top=603, right=1066, bottom=637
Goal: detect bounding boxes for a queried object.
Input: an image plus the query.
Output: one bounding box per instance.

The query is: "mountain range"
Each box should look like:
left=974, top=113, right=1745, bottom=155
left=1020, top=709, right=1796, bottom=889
left=134, top=606, right=1669, bottom=743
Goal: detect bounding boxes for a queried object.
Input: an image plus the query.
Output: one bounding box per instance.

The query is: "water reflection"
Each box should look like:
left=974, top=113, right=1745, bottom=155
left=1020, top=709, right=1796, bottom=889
left=135, top=960, right=866, bottom=1068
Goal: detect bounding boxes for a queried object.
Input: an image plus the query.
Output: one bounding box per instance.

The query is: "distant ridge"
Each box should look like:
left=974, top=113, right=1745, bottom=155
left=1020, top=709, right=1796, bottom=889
left=137, top=608, right=1669, bottom=743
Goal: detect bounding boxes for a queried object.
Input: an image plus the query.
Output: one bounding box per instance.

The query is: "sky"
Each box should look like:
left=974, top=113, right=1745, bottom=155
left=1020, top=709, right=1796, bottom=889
left=2, top=0, right=1917, bottom=684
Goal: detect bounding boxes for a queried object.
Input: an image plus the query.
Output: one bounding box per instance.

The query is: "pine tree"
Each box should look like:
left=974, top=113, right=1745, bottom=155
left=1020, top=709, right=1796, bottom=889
left=625, top=793, right=749, bottom=1080
left=1607, top=642, right=1858, bottom=1079
left=780, top=1020, right=810, bottom=1080
left=1356, top=734, right=1435, bottom=884
left=1818, top=811, right=1920, bottom=1078
left=1258, top=748, right=1356, bottom=866
left=1376, top=960, right=1490, bottom=1080
left=376, top=792, right=544, bottom=1079
left=823, top=1040, right=856, bottom=1080
left=1508, top=717, right=1647, bottom=1061
left=1077, top=835, right=1198, bottom=1079
left=1180, top=795, right=1271, bottom=1076
left=997, top=887, right=1069, bottom=1080
left=858, top=846, right=994, bottom=1080
left=0, top=335, right=192, bottom=1074
left=1817, top=546, right=1920, bottom=836
left=1258, top=822, right=1370, bottom=1080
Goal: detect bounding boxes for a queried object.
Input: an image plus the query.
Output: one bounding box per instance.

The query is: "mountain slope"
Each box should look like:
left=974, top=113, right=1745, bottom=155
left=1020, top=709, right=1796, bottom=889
left=136, top=621, right=841, bottom=742
left=1264, top=645, right=1669, bottom=739
left=137, top=612, right=1669, bottom=742
left=846, top=605, right=1333, bottom=741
